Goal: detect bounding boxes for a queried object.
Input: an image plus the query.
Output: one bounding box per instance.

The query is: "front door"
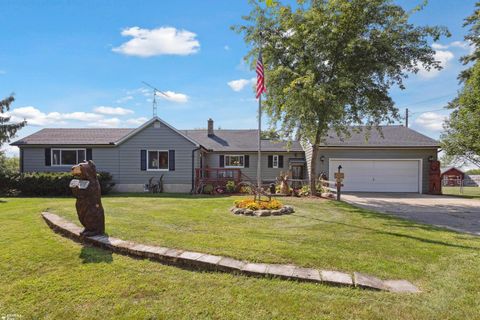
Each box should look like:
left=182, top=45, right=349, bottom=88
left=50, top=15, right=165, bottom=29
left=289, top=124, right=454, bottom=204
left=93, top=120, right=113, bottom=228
left=291, top=165, right=304, bottom=179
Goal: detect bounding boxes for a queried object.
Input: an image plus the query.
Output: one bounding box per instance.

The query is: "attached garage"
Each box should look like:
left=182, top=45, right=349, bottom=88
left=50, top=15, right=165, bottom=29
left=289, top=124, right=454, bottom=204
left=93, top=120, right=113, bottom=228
left=329, top=159, right=422, bottom=193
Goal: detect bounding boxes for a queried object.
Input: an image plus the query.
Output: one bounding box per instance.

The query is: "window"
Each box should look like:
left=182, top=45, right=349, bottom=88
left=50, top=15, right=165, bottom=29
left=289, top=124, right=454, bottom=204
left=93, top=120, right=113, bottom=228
left=148, top=150, right=169, bottom=170
left=225, top=155, right=244, bottom=168
left=52, top=149, right=86, bottom=166
left=272, top=155, right=279, bottom=168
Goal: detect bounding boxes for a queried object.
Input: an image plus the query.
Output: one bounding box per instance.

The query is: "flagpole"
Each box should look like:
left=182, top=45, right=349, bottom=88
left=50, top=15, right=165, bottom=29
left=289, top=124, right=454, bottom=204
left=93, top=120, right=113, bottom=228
left=257, top=95, right=262, bottom=189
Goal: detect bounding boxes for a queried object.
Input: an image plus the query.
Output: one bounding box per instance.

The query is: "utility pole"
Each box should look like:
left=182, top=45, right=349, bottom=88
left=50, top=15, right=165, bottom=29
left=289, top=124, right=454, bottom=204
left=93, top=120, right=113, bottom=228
left=405, top=108, right=409, bottom=128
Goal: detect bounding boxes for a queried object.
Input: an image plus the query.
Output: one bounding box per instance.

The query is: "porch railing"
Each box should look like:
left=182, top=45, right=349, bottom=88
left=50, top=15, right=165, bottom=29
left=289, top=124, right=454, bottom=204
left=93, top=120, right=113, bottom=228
left=194, top=168, right=242, bottom=193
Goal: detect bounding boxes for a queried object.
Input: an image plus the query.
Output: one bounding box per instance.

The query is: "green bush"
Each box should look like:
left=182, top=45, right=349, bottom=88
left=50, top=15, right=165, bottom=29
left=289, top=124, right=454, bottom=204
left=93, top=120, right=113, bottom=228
left=202, top=183, right=214, bottom=194
left=0, top=171, right=115, bottom=196
left=225, top=180, right=236, bottom=193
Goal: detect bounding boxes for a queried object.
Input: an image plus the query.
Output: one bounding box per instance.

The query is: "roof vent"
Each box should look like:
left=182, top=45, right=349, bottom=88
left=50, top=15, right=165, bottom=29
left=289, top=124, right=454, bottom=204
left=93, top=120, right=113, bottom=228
left=207, top=118, right=214, bottom=137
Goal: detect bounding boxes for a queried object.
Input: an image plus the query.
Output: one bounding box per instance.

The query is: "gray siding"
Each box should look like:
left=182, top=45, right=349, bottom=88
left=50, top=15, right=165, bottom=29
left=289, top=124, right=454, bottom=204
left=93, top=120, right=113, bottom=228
left=116, top=121, right=197, bottom=185
left=313, top=148, right=437, bottom=193
left=204, top=151, right=304, bottom=183
left=21, top=121, right=199, bottom=187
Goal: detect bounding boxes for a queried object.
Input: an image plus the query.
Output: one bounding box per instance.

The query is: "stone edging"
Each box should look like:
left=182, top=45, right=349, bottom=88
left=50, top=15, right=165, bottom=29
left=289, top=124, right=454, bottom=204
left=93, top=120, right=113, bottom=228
left=41, top=212, right=420, bottom=293
left=230, top=205, right=294, bottom=217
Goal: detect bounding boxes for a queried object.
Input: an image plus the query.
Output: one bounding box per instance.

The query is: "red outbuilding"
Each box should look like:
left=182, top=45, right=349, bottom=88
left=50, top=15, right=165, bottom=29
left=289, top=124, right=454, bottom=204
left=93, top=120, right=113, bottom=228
left=441, top=167, right=465, bottom=186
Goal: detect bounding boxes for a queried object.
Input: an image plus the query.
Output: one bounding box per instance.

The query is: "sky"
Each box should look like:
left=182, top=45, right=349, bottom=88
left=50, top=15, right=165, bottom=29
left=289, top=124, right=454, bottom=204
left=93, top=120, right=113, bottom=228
left=0, top=0, right=477, bottom=157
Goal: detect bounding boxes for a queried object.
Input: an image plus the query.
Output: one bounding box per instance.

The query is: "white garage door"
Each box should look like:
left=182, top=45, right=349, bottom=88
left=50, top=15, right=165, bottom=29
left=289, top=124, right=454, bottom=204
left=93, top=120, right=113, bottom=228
left=329, top=159, right=421, bottom=193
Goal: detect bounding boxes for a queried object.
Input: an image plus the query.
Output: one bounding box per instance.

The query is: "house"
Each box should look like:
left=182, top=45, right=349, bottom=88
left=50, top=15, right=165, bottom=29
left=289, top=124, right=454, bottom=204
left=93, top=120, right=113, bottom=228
left=11, top=117, right=439, bottom=194
left=441, top=167, right=465, bottom=186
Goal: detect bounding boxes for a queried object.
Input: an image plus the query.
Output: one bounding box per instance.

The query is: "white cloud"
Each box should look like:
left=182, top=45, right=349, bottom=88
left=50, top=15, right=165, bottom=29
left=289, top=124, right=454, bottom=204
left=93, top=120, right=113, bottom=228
left=450, top=41, right=470, bottom=49
left=414, top=112, right=447, bottom=131
left=127, top=88, right=151, bottom=96
left=417, top=50, right=454, bottom=79
left=94, top=106, right=134, bottom=116
left=432, top=40, right=474, bottom=52
left=1, top=144, right=19, bottom=157
left=88, top=118, right=122, bottom=128
left=227, top=78, right=256, bottom=92
left=157, top=91, right=189, bottom=103
left=112, top=26, right=200, bottom=57
left=115, top=95, right=134, bottom=103
left=125, top=117, right=149, bottom=126
left=6, top=106, right=103, bottom=126
left=431, top=43, right=449, bottom=50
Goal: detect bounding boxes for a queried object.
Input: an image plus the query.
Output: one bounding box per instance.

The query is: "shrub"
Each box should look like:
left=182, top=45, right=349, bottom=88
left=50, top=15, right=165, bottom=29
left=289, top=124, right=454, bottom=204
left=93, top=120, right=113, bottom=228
left=203, top=183, right=214, bottom=194
left=0, top=171, right=115, bottom=196
left=234, top=198, right=283, bottom=210
left=225, top=180, right=236, bottom=193
left=239, top=184, right=252, bottom=194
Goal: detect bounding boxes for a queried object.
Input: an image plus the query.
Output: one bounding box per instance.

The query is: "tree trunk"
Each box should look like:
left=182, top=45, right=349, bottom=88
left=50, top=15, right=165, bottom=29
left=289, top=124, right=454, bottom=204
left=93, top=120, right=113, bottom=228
left=309, top=130, right=321, bottom=196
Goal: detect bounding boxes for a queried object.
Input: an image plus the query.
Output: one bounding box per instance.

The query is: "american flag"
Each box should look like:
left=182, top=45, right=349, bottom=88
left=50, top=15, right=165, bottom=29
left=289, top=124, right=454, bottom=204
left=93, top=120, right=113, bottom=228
left=256, top=51, right=266, bottom=98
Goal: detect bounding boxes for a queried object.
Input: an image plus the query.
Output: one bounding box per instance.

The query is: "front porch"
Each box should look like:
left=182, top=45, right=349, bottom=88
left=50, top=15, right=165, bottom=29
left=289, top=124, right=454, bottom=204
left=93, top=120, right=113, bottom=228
left=194, top=164, right=308, bottom=193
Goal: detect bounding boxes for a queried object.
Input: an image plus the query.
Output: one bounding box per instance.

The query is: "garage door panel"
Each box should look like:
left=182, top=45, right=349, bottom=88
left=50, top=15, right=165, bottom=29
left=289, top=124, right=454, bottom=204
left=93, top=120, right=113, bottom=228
left=329, top=159, right=420, bottom=193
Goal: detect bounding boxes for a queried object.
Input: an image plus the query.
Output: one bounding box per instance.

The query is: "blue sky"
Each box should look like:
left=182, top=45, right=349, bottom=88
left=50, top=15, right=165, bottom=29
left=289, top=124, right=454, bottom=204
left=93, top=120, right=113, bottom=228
left=0, top=0, right=477, bottom=156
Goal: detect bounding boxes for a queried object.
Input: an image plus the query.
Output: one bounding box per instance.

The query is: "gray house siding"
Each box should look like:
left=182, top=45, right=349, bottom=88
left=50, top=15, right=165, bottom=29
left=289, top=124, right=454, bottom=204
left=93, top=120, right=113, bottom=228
left=313, top=148, right=437, bottom=193
left=20, top=121, right=200, bottom=193
left=204, top=151, right=305, bottom=183
left=115, top=121, right=198, bottom=192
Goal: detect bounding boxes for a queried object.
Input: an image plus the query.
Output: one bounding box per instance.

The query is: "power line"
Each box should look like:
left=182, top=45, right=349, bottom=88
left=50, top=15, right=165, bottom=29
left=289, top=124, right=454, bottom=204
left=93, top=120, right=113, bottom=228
left=396, top=92, right=457, bottom=110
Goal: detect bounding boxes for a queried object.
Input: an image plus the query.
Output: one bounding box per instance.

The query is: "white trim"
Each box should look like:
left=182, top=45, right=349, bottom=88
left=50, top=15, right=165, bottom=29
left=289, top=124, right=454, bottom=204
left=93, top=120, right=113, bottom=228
left=51, top=148, right=87, bottom=167
left=328, top=158, right=423, bottom=194
left=224, top=154, right=245, bottom=168
left=147, top=149, right=169, bottom=171
left=272, top=154, right=279, bottom=168
left=115, top=117, right=200, bottom=147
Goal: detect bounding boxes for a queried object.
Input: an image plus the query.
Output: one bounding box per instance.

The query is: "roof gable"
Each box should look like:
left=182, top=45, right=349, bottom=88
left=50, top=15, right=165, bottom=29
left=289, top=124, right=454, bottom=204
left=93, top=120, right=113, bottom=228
left=114, top=117, right=199, bottom=147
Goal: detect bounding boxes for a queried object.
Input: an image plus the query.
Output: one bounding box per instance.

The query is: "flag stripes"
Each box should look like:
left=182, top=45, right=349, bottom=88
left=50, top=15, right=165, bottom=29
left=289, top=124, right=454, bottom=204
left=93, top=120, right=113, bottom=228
left=256, top=52, right=267, bottom=98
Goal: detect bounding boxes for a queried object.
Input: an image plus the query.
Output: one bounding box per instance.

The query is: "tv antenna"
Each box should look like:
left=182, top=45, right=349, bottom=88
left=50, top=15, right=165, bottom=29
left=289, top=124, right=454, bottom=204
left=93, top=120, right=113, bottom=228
left=142, top=81, right=169, bottom=117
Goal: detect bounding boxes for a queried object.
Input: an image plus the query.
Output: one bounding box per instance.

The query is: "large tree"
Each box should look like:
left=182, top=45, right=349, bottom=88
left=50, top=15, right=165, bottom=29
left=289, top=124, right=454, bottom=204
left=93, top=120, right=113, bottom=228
left=235, top=0, right=449, bottom=193
left=441, top=2, right=480, bottom=168
left=0, top=95, right=26, bottom=173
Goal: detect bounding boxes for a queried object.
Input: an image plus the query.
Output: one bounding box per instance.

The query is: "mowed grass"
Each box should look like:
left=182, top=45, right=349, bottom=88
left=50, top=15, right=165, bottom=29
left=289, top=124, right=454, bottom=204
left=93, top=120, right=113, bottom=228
left=443, top=186, right=480, bottom=199
left=1, top=194, right=480, bottom=319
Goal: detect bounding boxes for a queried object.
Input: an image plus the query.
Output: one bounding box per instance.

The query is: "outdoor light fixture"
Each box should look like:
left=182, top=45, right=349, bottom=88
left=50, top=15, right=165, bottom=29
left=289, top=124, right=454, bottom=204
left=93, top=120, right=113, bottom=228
left=320, top=155, right=325, bottom=162
left=428, top=156, right=434, bottom=162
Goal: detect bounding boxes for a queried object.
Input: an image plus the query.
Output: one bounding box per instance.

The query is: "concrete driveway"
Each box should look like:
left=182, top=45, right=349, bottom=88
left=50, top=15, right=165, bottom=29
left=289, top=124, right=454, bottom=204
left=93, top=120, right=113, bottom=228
left=342, top=193, right=480, bottom=235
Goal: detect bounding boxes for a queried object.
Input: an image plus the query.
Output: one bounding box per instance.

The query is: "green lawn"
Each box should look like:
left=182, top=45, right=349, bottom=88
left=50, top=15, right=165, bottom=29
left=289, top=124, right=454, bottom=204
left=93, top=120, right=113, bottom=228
left=1, top=194, right=480, bottom=319
left=443, top=186, right=480, bottom=199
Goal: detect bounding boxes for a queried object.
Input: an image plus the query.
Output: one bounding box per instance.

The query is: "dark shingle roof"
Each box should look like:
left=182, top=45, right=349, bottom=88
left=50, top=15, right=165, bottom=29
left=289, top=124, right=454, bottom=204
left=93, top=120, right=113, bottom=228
left=322, top=126, right=439, bottom=147
left=11, top=124, right=438, bottom=149
left=11, top=128, right=134, bottom=146
left=182, top=129, right=304, bottom=152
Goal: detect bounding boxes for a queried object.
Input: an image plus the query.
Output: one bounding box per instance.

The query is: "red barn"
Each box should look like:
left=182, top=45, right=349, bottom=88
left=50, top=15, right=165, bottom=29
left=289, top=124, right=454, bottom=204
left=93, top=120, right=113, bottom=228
left=441, top=167, right=465, bottom=186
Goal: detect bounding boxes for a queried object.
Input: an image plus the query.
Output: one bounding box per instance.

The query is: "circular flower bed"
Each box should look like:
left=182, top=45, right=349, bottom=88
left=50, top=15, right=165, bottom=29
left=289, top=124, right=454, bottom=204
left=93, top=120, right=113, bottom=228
left=230, top=198, right=294, bottom=217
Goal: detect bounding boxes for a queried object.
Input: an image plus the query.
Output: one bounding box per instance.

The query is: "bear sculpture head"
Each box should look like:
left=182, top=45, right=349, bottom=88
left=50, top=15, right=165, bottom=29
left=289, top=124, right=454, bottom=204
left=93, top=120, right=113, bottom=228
left=71, top=160, right=98, bottom=181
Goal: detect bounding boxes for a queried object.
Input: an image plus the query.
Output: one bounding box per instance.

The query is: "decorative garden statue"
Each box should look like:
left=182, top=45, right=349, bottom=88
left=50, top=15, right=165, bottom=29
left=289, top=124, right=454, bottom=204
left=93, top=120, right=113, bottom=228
left=277, top=171, right=290, bottom=194
left=69, top=160, right=105, bottom=236
left=428, top=160, right=442, bottom=195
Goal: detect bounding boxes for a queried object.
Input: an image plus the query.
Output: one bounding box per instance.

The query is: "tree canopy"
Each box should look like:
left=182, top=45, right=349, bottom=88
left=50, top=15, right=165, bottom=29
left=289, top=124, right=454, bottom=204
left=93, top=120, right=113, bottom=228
left=441, top=3, right=480, bottom=168
left=235, top=0, right=449, bottom=192
left=1, top=95, right=26, bottom=146
left=0, top=94, right=26, bottom=174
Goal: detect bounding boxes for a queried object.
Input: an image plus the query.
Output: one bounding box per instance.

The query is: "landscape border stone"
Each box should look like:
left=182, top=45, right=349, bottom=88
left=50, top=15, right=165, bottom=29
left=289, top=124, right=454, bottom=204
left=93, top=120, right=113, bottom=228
left=41, top=212, right=420, bottom=293
left=230, top=205, right=294, bottom=217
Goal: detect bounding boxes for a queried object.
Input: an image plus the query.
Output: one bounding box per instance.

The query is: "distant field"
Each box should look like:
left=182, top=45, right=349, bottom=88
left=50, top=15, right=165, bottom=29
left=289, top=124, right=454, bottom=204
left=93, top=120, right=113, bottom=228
left=442, top=186, right=480, bottom=199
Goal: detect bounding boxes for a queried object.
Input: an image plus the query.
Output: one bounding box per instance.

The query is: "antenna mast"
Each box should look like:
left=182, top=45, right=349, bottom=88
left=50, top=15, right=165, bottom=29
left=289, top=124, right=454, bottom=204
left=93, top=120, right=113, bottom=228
left=142, top=81, right=169, bottom=118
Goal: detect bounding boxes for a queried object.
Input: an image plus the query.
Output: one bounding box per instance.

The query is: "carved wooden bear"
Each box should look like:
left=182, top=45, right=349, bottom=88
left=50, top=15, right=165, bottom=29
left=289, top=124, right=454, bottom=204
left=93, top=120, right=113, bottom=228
left=70, top=160, right=105, bottom=236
